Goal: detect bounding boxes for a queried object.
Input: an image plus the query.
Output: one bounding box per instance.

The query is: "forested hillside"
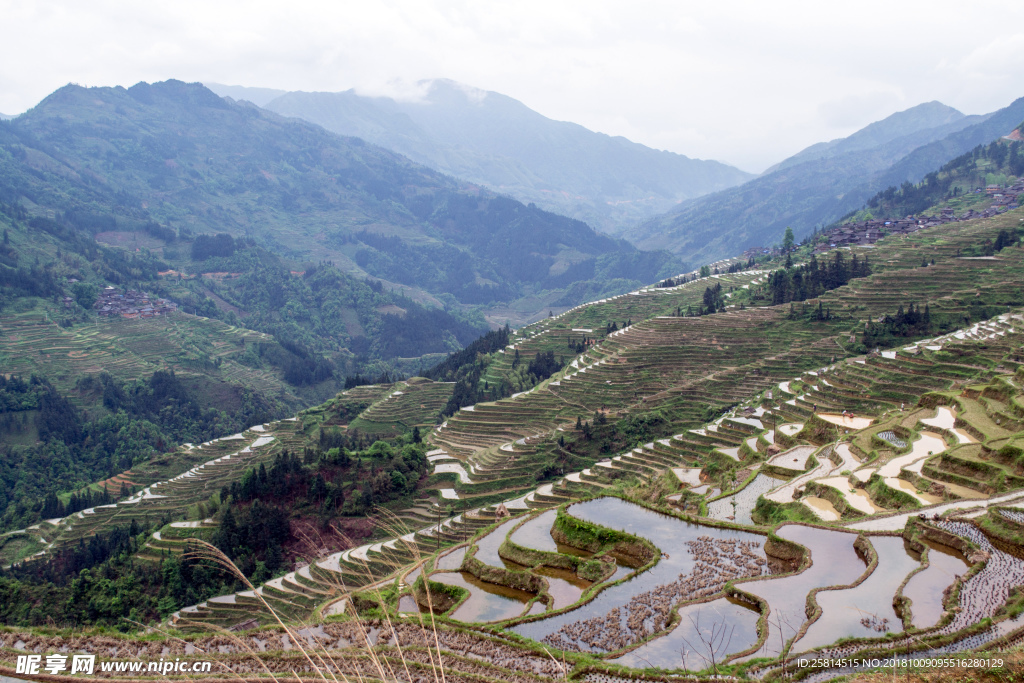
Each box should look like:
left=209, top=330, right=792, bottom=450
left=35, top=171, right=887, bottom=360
left=858, top=134, right=1024, bottom=219
left=0, top=80, right=677, bottom=318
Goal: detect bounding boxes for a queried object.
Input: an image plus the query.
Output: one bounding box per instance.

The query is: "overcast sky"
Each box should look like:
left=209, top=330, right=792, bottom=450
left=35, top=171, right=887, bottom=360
left=3, top=0, right=1024, bottom=172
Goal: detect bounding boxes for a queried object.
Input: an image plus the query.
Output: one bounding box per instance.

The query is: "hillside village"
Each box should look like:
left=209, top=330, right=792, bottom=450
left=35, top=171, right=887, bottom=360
left=740, top=180, right=1024, bottom=258
left=90, top=286, right=179, bottom=318
left=821, top=180, right=1023, bottom=249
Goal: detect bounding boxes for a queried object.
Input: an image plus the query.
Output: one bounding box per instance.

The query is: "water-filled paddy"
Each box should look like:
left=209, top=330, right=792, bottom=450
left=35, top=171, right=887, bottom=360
left=884, top=477, right=941, bottom=505
left=901, top=539, right=969, bottom=628
left=921, top=407, right=976, bottom=444
left=535, top=565, right=591, bottom=610
left=509, top=509, right=596, bottom=559
left=432, top=571, right=533, bottom=622
left=734, top=525, right=867, bottom=662
left=436, top=547, right=467, bottom=570
left=614, top=597, right=761, bottom=670
left=706, top=473, right=787, bottom=525
left=767, top=445, right=816, bottom=470
left=794, top=536, right=920, bottom=652
left=672, top=467, right=703, bottom=486
left=818, top=414, right=874, bottom=429
left=816, top=476, right=883, bottom=515
left=877, top=432, right=947, bottom=477
left=801, top=496, right=841, bottom=521
left=510, top=510, right=558, bottom=552
left=472, top=518, right=520, bottom=568
left=512, top=498, right=768, bottom=653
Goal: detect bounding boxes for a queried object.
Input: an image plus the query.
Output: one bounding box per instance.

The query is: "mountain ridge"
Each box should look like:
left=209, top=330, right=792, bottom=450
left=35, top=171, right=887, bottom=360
left=206, top=79, right=754, bottom=234
left=625, top=97, right=1024, bottom=266
left=764, top=100, right=967, bottom=174
left=2, top=80, right=676, bottom=323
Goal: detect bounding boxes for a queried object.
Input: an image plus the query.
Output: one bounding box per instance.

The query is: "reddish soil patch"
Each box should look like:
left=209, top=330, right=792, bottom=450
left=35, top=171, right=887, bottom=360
left=285, top=517, right=372, bottom=564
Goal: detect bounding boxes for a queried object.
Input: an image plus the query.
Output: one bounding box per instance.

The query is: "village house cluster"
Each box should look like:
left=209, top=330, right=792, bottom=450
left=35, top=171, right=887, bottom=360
left=91, top=287, right=178, bottom=318
left=743, top=181, right=1022, bottom=258
left=818, top=181, right=1022, bottom=250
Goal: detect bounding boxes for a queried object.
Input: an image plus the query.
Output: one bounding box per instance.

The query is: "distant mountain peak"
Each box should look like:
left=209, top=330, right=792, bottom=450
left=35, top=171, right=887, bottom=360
left=423, top=78, right=489, bottom=105
left=764, top=101, right=965, bottom=175
left=253, top=80, right=752, bottom=234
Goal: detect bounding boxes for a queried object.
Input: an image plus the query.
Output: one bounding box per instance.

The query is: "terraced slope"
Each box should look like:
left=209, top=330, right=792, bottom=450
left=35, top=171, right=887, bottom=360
left=0, top=304, right=307, bottom=410
left=153, top=309, right=1024, bottom=683
left=348, top=378, right=455, bottom=435
left=174, top=291, right=1024, bottom=628
left=427, top=210, right=1023, bottom=512
left=9, top=211, right=1024, bottom=682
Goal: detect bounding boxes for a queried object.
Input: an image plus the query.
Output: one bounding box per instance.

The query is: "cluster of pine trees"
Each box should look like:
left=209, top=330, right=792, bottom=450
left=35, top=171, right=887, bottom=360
left=862, top=303, right=934, bottom=348
left=765, top=251, right=870, bottom=305
left=427, top=326, right=515, bottom=415
left=212, top=500, right=291, bottom=581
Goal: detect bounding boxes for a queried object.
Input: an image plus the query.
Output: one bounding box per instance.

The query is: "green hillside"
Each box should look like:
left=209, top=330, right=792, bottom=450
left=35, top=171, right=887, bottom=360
left=0, top=79, right=678, bottom=531
left=0, top=80, right=677, bottom=315
left=856, top=134, right=1024, bottom=220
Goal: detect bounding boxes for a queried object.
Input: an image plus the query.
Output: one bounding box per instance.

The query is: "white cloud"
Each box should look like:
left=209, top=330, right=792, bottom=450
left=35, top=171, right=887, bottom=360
left=1, top=0, right=1023, bottom=171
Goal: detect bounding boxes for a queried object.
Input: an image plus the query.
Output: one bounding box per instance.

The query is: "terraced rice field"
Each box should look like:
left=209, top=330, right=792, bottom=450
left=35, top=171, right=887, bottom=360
left=0, top=306, right=305, bottom=409
left=14, top=211, right=1024, bottom=680
left=348, top=377, right=454, bottom=435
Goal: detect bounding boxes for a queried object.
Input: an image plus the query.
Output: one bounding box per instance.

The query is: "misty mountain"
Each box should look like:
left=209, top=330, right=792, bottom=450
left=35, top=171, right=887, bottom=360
left=207, top=80, right=753, bottom=234
left=624, top=99, right=1024, bottom=266
left=0, top=80, right=675, bottom=315
left=765, top=101, right=966, bottom=173
left=860, top=98, right=1024, bottom=193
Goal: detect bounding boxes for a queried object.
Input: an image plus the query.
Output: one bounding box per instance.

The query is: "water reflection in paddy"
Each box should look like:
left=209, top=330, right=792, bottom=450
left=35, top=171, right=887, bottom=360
left=734, top=525, right=867, bottom=662
left=706, top=474, right=787, bottom=525
left=535, top=565, right=591, bottom=610
left=404, top=564, right=423, bottom=585
left=510, top=510, right=558, bottom=552
left=398, top=595, right=419, bottom=613
left=472, top=518, right=519, bottom=568
left=615, top=597, right=760, bottom=671
left=436, top=547, right=466, bottom=570
left=794, top=536, right=920, bottom=652
left=432, top=571, right=533, bottom=622
left=901, top=539, right=970, bottom=628
left=511, top=498, right=768, bottom=651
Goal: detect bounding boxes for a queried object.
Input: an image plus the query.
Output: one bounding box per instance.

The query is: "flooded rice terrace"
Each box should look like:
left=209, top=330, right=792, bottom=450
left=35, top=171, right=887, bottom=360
left=432, top=571, right=534, bottom=622
left=734, top=525, right=867, bottom=662
left=614, top=596, right=761, bottom=670
left=510, top=509, right=592, bottom=558
left=512, top=498, right=769, bottom=653
left=706, top=473, right=787, bottom=524
left=793, top=535, right=920, bottom=652
left=900, top=539, right=970, bottom=628
left=421, top=497, right=1006, bottom=670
